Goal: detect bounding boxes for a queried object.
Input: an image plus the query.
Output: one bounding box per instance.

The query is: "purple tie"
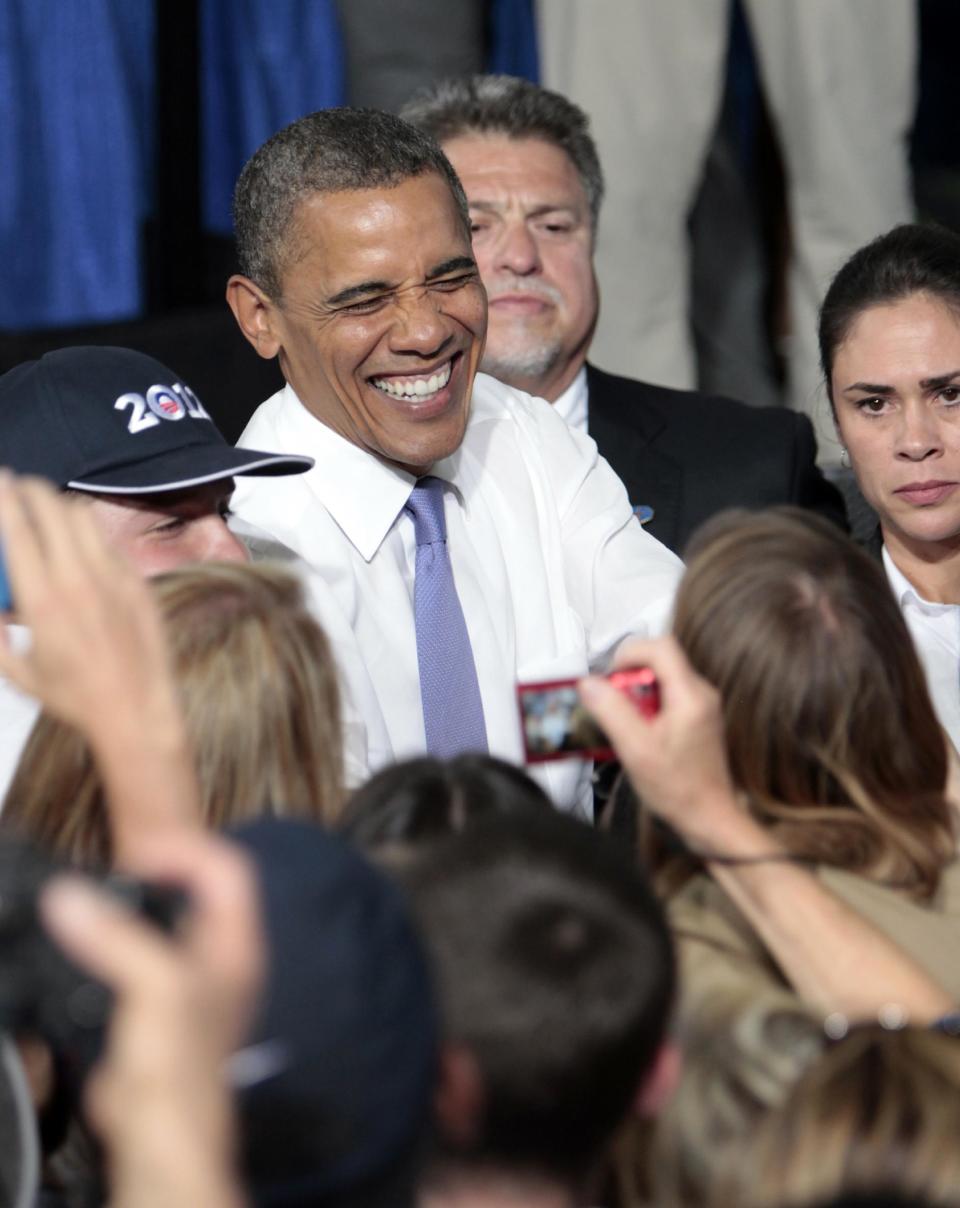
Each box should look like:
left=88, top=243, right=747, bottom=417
left=405, top=477, right=488, bottom=757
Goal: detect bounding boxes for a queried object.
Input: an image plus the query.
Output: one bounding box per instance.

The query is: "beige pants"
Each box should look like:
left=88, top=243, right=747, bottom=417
left=537, top=0, right=916, bottom=462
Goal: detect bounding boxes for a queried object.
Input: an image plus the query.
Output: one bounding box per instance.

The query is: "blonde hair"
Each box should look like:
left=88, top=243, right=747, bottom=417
left=664, top=508, right=955, bottom=899
left=716, top=1026, right=960, bottom=1208
left=634, top=988, right=825, bottom=1208
left=2, top=562, right=344, bottom=864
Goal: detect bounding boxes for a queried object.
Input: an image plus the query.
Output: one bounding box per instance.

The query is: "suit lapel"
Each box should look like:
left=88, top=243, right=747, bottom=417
left=586, top=365, right=684, bottom=553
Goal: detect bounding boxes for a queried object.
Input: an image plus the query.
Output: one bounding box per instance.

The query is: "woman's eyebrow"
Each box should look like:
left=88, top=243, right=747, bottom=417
left=842, top=381, right=894, bottom=395
left=920, top=369, right=960, bottom=390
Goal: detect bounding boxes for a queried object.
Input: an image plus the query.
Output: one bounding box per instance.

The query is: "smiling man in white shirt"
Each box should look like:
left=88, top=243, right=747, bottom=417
left=226, top=108, right=682, bottom=812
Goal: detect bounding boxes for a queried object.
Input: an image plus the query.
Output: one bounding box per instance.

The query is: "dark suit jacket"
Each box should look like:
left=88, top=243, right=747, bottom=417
left=586, top=364, right=848, bottom=556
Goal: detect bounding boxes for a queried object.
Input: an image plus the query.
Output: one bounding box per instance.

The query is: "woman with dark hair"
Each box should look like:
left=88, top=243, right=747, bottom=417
left=819, top=223, right=960, bottom=750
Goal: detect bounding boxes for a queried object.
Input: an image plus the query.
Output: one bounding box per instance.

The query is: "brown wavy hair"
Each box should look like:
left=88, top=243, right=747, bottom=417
left=667, top=508, right=955, bottom=899
left=2, top=562, right=344, bottom=865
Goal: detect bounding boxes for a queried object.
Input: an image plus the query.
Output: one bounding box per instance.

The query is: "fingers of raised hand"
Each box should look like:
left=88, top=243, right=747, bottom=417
left=0, top=476, right=131, bottom=626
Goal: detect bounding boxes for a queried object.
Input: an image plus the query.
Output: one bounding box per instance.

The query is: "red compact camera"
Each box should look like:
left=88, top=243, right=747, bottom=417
left=516, top=667, right=659, bottom=763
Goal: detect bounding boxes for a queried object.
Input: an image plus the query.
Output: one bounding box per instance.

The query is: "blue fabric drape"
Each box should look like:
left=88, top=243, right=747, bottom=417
left=4, top=0, right=534, bottom=330
left=201, top=0, right=345, bottom=236
left=0, top=0, right=154, bottom=330
left=486, top=0, right=539, bottom=81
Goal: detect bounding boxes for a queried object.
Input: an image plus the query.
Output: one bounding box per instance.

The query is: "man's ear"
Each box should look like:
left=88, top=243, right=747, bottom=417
left=226, top=274, right=282, bottom=360
left=633, top=1040, right=681, bottom=1119
left=434, top=1042, right=485, bottom=1149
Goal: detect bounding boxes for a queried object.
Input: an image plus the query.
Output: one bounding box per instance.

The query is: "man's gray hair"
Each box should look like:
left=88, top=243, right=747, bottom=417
left=233, top=107, right=471, bottom=299
left=401, top=75, right=605, bottom=233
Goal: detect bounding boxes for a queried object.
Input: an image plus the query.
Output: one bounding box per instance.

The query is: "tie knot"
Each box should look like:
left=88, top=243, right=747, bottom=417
left=405, top=476, right=447, bottom=547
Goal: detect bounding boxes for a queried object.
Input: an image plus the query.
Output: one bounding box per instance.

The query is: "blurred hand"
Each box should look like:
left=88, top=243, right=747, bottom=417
left=0, top=473, right=201, bottom=864
left=579, top=635, right=741, bottom=846
left=40, top=830, right=262, bottom=1208
left=0, top=474, right=176, bottom=740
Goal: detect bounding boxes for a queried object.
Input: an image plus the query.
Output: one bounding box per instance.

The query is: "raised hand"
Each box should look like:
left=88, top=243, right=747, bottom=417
left=579, top=635, right=742, bottom=849
left=0, top=474, right=201, bottom=867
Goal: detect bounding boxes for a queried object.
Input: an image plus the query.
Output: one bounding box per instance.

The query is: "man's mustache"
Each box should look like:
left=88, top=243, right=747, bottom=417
left=485, top=278, right=563, bottom=306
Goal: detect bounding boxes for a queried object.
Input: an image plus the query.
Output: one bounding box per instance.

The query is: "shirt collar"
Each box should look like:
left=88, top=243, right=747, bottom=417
left=882, top=544, right=956, bottom=615
left=552, top=366, right=589, bottom=430
left=276, top=384, right=464, bottom=562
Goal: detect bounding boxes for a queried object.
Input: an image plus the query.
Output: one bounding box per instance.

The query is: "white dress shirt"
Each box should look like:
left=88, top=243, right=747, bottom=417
left=228, top=517, right=373, bottom=788
left=553, top=366, right=589, bottom=433
left=233, top=372, right=684, bottom=815
left=883, top=547, right=960, bottom=754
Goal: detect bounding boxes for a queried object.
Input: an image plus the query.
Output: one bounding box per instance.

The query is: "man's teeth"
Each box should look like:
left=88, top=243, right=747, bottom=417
left=373, top=362, right=452, bottom=400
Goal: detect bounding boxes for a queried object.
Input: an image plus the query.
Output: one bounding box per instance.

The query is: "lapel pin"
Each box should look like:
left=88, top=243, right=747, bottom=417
left=632, top=504, right=655, bottom=525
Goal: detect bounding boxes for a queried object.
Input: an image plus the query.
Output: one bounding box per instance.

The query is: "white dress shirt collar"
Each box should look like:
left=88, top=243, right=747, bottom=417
left=882, top=545, right=954, bottom=615
left=882, top=545, right=960, bottom=756
left=272, top=384, right=465, bottom=562
left=552, top=366, right=589, bottom=433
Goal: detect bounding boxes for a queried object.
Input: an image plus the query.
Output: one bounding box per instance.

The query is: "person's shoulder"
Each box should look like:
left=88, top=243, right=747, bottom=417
left=471, top=371, right=556, bottom=420
left=587, top=363, right=807, bottom=438
left=667, top=873, right=773, bottom=975
left=237, top=385, right=291, bottom=448
left=461, top=374, right=610, bottom=515
left=470, top=372, right=584, bottom=441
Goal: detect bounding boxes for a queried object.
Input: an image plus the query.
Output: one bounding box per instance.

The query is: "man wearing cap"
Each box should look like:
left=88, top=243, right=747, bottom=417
left=0, top=345, right=312, bottom=571
left=0, top=345, right=375, bottom=797
left=226, top=108, right=683, bottom=815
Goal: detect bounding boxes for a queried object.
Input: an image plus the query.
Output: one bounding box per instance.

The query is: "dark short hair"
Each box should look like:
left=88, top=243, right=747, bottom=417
left=338, top=753, right=551, bottom=849
left=401, top=75, right=604, bottom=232
left=233, top=107, right=471, bottom=299
left=818, top=223, right=960, bottom=405
left=401, top=810, right=675, bottom=1189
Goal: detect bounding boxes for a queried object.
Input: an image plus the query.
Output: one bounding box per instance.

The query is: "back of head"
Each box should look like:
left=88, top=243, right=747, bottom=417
left=718, top=1027, right=960, bottom=1208
left=819, top=223, right=960, bottom=403
left=3, top=562, right=344, bottom=864
left=233, top=107, right=470, bottom=299
left=672, top=507, right=954, bottom=897
left=401, top=74, right=604, bottom=232
left=648, top=988, right=825, bottom=1208
left=401, top=809, right=675, bottom=1190
left=338, top=753, right=551, bottom=852
left=230, top=817, right=437, bottom=1208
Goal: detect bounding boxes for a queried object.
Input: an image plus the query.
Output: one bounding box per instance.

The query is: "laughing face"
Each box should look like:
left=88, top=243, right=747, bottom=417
left=256, top=173, right=487, bottom=475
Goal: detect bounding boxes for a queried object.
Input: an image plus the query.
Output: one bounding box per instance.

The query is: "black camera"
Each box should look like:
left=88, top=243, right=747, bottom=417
left=0, top=840, right=187, bottom=1064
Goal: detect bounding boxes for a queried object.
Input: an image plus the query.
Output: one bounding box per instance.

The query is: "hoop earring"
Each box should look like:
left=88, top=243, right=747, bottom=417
left=840, top=447, right=850, bottom=469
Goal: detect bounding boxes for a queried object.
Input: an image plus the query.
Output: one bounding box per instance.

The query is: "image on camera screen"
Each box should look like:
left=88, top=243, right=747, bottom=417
left=517, top=680, right=611, bottom=763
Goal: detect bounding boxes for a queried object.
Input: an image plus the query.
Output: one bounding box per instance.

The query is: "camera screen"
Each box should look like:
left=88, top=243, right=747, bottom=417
left=517, top=680, right=611, bottom=763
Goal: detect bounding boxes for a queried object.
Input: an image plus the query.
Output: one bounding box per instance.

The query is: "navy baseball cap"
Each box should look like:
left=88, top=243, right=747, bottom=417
left=0, top=346, right=312, bottom=493
left=229, top=819, right=438, bottom=1206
